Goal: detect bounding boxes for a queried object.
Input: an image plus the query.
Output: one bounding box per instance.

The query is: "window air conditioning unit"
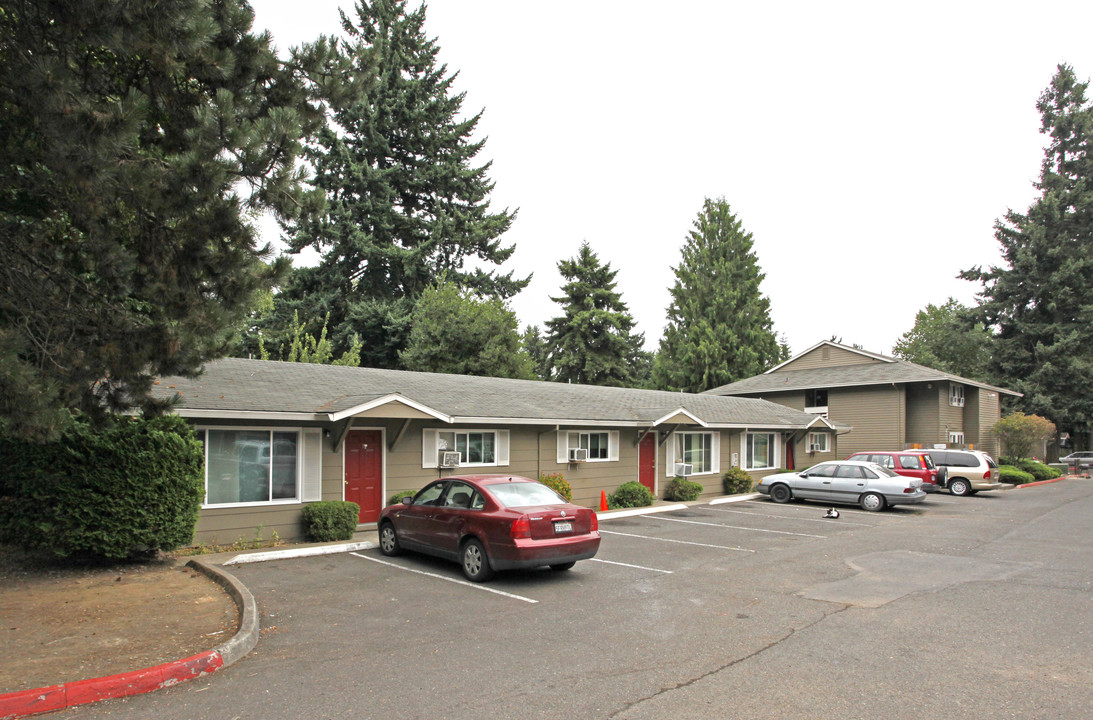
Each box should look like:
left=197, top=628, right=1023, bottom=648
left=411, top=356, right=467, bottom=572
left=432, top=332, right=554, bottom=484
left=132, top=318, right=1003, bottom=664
left=809, top=444, right=822, bottom=453
left=674, top=463, right=694, bottom=477
left=568, top=448, right=588, bottom=462
left=438, top=451, right=461, bottom=468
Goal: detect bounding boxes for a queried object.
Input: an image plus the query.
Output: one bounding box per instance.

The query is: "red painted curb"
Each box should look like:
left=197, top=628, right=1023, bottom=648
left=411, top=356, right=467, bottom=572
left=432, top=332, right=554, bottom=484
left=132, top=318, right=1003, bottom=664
left=1015, top=476, right=1070, bottom=488
left=0, top=650, right=222, bottom=719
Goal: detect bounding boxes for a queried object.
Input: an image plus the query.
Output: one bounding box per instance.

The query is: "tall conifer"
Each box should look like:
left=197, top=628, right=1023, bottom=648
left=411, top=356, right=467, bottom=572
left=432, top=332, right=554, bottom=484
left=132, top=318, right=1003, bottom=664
left=543, top=243, right=647, bottom=387
left=654, top=198, right=782, bottom=392
left=0, top=0, right=321, bottom=440
left=274, top=0, right=524, bottom=368
left=962, top=64, right=1093, bottom=443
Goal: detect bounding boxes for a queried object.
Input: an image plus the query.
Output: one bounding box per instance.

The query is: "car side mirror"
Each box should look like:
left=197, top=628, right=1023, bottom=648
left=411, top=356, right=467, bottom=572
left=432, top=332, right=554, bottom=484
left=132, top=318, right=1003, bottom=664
left=401, top=496, right=412, bottom=505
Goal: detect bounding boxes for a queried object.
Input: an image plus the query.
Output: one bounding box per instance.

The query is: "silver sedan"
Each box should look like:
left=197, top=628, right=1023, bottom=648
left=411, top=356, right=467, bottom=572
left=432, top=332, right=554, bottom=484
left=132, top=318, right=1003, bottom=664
left=756, top=460, right=927, bottom=512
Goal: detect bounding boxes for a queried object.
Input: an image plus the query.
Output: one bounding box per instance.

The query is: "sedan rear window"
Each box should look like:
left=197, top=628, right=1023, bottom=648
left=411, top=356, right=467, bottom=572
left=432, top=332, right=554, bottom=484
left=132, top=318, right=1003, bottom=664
left=487, top=482, right=565, bottom=508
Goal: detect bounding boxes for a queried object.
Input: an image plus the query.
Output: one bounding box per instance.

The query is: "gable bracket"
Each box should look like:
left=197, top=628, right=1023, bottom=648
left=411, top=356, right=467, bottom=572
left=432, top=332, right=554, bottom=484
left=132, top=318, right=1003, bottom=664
left=388, top=418, right=413, bottom=453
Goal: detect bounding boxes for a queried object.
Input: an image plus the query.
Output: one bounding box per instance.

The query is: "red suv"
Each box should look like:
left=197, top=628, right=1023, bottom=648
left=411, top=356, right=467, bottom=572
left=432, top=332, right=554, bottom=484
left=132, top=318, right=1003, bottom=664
left=845, top=451, right=941, bottom=492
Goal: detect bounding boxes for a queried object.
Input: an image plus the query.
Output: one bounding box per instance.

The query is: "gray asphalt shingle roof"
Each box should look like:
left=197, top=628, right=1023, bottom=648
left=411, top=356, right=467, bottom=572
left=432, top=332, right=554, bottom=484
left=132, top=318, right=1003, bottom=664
left=154, top=358, right=836, bottom=429
left=705, top=356, right=1019, bottom=397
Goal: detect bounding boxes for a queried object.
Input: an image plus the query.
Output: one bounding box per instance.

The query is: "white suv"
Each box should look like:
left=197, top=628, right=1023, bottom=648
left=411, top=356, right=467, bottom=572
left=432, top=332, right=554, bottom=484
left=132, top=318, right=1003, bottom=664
left=927, top=449, right=1003, bottom=495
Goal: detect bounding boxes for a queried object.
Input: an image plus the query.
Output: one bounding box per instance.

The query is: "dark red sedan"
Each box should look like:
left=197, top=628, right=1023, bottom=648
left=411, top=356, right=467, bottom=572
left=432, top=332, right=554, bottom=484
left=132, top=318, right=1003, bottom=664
left=378, top=474, right=600, bottom=582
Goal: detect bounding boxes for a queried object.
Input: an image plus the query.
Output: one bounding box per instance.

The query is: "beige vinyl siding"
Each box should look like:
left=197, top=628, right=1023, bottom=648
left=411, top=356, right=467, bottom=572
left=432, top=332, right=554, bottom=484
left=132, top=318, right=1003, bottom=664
left=906, top=383, right=940, bottom=448
left=973, top=390, right=1002, bottom=457
left=750, top=390, right=806, bottom=411
left=938, top=383, right=965, bottom=445
left=829, top=385, right=905, bottom=457
left=778, top=345, right=884, bottom=371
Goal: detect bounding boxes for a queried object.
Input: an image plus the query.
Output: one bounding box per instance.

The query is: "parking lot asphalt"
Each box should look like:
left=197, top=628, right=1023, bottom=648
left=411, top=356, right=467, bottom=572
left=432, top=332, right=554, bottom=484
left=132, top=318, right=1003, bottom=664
left=63, top=480, right=1093, bottom=720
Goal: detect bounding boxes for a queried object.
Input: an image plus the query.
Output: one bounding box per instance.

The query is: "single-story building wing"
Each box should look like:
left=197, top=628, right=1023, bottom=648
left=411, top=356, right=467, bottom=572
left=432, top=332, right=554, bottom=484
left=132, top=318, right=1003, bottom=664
left=153, top=358, right=846, bottom=545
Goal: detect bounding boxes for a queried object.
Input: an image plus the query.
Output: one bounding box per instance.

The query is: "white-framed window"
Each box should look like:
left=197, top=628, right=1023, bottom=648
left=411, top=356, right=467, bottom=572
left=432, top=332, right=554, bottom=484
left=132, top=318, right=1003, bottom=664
left=949, top=383, right=965, bottom=407
left=556, top=430, right=619, bottom=463
left=949, top=431, right=965, bottom=445
left=746, top=432, right=779, bottom=470
left=808, top=432, right=829, bottom=453
left=199, top=428, right=308, bottom=506
left=422, top=429, right=510, bottom=468
left=804, top=389, right=829, bottom=417
left=667, top=431, right=719, bottom=476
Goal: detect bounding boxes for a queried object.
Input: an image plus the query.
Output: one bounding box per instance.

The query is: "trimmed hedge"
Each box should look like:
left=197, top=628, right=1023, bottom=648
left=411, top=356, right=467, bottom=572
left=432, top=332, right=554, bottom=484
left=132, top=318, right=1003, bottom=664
left=664, top=476, right=703, bottom=501
left=0, top=414, right=204, bottom=558
left=998, top=465, right=1035, bottom=485
left=609, top=481, right=655, bottom=508
left=998, top=457, right=1062, bottom=481
left=722, top=467, right=754, bottom=495
left=539, top=473, right=573, bottom=502
left=301, top=501, right=360, bottom=541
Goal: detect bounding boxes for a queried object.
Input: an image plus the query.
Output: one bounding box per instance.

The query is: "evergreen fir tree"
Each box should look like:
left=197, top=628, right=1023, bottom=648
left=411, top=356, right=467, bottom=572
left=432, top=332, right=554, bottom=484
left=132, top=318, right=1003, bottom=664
left=654, top=198, right=782, bottom=392
left=272, top=0, right=525, bottom=368
left=0, top=0, right=321, bottom=440
left=521, top=325, right=550, bottom=380
left=962, top=64, right=1093, bottom=444
left=543, top=242, right=647, bottom=387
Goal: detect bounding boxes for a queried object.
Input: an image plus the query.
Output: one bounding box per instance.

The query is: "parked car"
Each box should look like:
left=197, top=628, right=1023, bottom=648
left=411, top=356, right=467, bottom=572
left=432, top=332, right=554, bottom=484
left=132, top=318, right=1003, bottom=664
left=756, top=460, right=927, bottom=512
left=926, top=449, right=1003, bottom=495
left=845, top=450, right=941, bottom=492
left=1060, top=451, right=1093, bottom=466
left=378, top=474, right=600, bottom=582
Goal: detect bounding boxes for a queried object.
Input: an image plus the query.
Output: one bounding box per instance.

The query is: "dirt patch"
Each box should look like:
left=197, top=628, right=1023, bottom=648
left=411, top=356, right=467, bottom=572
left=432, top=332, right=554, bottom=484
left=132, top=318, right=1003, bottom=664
left=0, top=546, right=238, bottom=694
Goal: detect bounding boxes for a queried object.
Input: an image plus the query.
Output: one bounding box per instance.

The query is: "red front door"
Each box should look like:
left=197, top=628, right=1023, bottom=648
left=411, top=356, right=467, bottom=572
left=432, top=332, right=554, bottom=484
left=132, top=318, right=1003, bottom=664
left=639, top=434, right=656, bottom=495
left=345, top=430, right=382, bottom=524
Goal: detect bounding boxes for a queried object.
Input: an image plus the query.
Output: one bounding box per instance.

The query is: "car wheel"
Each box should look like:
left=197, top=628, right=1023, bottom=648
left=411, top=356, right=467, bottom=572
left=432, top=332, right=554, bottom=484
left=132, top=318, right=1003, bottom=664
left=550, top=562, right=576, bottom=572
left=770, top=484, right=793, bottom=503
left=949, top=479, right=971, bottom=496
left=378, top=522, right=401, bottom=556
left=460, top=538, right=494, bottom=582
left=860, top=492, right=886, bottom=512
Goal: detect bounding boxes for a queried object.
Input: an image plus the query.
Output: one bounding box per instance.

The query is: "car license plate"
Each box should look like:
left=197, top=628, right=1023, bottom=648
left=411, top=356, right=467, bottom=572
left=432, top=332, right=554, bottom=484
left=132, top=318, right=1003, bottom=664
left=553, top=521, right=572, bottom=534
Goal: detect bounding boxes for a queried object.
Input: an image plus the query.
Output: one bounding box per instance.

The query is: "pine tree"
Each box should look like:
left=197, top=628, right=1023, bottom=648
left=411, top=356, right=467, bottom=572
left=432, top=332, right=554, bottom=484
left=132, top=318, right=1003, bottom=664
left=654, top=198, right=782, bottom=392
left=543, top=242, right=648, bottom=387
left=962, top=64, right=1093, bottom=444
left=0, top=0, right=321, bottom=440
left=399, top=281, right=534, bottom=379
left=272, top=0, right=525, bottom=368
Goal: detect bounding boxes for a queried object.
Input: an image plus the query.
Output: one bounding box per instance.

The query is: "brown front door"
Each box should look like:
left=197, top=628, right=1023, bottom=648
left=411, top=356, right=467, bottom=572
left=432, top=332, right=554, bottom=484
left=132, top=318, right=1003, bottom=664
left=345, top=430, right=383, bottom=524
left=639, top=434, right=656, bottom=495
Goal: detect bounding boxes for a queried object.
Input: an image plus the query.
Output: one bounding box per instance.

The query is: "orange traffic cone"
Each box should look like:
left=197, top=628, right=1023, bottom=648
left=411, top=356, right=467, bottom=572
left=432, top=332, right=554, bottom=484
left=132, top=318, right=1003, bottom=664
left=599, top=490, right=608, bottom=512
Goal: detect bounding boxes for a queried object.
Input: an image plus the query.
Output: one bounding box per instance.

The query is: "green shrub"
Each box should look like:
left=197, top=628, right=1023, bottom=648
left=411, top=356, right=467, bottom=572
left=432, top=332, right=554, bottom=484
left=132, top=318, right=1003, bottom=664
left=722, top=467, right=754, bottom=495
left=301, top=501, right=360, bottom=542
left=998, top=465, right=1035, bottom=485
left=388, top=491, right=415, bottom=506
left=664, top=477, right=703, bottom=502
left=1015, top=458, right=1061, bottom=481
left=0, top=413, right=204, bottom=559
left=609, top=481, right=655, bottom=508
left=539, top=473, right=572, bottom=502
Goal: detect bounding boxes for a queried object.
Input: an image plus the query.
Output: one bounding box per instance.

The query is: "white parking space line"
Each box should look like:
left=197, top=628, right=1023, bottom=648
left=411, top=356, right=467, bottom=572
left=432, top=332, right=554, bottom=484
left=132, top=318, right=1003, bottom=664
left=740, top=500, right=896, bottom=518
left=706, top=507, right=875, bottom=527
left=600, top=530, right=755, bottom=553
left=590, top=558, right=673, bottom=574
left=350, top=553, right=539, bottom=604
left=643, top=514, right=826, bottom=538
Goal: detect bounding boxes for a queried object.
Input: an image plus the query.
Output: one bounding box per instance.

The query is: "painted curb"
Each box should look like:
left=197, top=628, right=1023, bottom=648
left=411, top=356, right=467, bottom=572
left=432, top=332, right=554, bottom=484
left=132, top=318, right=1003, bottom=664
left=0, top=561, right=256, bottom=719
left=1015, top=475, right=1071, bottom=488
left=222, top=540, right=376, bottom=566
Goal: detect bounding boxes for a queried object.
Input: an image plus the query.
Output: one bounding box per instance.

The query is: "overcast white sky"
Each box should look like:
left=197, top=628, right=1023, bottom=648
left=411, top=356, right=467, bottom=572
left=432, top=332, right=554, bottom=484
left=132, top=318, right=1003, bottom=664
left=250, top=0, right=1093, bottom=357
